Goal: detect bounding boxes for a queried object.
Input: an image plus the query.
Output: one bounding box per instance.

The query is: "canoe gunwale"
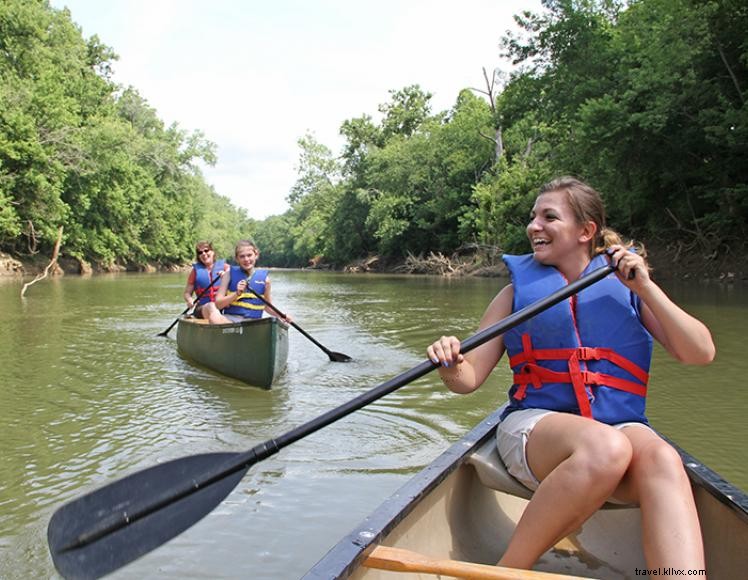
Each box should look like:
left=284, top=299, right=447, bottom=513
left=177, top=316, right=290, bottom=331
left=662, top=434, right=748, bottom=524
left=303, top=408, right=748, bottom=579
left=301, top=408, right=505, bottom=579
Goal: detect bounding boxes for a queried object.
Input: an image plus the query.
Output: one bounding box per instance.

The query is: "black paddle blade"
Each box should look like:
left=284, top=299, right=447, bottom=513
left=157, top=317, right=181, bottom=337
left=48, top=452, right=246, bottom=580
left=329, top=351, right=352, bottom=362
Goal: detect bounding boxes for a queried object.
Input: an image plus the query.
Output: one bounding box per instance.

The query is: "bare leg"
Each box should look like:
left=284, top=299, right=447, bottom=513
left=613, top=427, right=704, bottom=575
left=499, top=414, right=633, bottom=569
left=202, top=303, right=233, bottom=325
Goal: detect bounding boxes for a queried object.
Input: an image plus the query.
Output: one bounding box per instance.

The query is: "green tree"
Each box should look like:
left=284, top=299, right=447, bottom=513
left=0, top=0, right=246, bottom=269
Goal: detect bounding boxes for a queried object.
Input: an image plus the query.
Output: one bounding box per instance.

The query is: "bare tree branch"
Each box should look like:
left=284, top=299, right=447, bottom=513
left=717, top=42, right=745, bottom=105
left=21, top=226, right=63, bottom=298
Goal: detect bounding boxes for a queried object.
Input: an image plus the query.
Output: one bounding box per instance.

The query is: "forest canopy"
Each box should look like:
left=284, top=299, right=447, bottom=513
left=0, top=0, right=253, bottom=268
left=2, top=0, right=746, bottom=272
left=256, top=0, right=747, bottom=268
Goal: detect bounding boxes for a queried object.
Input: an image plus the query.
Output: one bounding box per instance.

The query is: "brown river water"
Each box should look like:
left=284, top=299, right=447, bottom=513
left=1, top=270, right=745, bottom=579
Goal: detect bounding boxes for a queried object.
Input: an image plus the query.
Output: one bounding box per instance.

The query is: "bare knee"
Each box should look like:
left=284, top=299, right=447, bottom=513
left=632, top=440, right=687, bottom=485
left=203, top=304, right=224, bottom=324
left=572, top=429, right=632, bottom=484
left=529, top=418, right=633, bottom=487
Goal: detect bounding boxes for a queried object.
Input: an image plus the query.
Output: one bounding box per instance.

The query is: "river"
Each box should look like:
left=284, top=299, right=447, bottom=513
left=1, top=270, right=745, bottom=579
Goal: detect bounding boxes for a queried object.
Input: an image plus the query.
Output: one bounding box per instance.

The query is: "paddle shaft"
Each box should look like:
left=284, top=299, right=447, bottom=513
left=68, top=264, right=614, bottom=550
left=244, top=278, right=351, bottom=361
left=158, top=271, right=223, bottom=336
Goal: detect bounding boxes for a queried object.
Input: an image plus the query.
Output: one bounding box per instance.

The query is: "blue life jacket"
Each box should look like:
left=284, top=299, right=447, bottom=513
left=223, top=267, right=269, bottom=319
left=193, top=260, right=226, bottom=305
left=501, top=253, right=652, bottom=425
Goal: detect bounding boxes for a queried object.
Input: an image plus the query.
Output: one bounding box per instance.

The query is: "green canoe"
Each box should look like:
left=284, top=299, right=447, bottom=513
left=176, top=316, right=289, bottom=388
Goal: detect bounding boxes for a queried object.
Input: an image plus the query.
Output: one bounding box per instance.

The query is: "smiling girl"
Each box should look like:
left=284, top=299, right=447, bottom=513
left=203, top=239, right=289, bottom=324
left=427, top=176, right=715, bottom=576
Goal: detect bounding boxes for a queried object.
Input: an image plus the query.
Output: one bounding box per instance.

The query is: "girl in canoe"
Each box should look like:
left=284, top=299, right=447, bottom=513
left=182, top=241, right=230, bottom=319
left=427, top=176, right=715, bottom=574
left=204, top=239, right=290, bottom=324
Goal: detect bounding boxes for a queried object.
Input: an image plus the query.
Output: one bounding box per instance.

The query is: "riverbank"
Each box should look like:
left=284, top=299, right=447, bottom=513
left=2, top=241, right=745, bottom=282
left=0, top=252, right=188, bottom=279
left=337, top=241, right=746, bottom=282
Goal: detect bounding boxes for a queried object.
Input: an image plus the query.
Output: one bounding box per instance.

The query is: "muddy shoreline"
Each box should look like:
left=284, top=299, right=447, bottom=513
left=2, top=242, right=745, bottom=282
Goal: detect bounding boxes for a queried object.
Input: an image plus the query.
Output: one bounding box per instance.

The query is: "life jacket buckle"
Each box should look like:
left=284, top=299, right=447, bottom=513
left=521, top=363, right=543, bottom=390
left=577, top=347, right=602, bottom=361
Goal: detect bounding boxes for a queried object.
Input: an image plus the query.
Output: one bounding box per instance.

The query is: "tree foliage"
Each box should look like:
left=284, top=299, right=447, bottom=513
left=260, top=0, right=746, bottom=267
left=4, top=1, right=746, bottom=271
left=0, top=0, right=250, bottom=269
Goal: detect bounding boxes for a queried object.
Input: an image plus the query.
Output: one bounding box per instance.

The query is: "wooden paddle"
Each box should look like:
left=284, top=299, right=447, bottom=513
left=245, top=284, right=352, bottom=362
left=364, top=545, right=595, bottom=579
left=157, top=272, right=223, bottom=337
left=47, top=264, right=615, bottom=580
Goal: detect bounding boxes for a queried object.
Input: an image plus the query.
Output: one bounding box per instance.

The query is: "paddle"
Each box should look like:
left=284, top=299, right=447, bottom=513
left=157, top=272, right=223, bottom=337
left=48, top=263, right=615, bottom=580
left=245, top=283, right=352, bottom=362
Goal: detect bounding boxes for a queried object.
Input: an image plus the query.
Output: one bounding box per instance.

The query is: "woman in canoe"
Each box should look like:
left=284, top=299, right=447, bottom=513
left=427, top=176, right=715, bottom=575
left=204, top=239, right=290, bottom=324
left=182, top=241, right=230, bottom=319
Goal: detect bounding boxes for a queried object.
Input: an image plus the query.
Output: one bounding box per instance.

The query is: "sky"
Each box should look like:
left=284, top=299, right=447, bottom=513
left=50, top=0, right=542, bottom=220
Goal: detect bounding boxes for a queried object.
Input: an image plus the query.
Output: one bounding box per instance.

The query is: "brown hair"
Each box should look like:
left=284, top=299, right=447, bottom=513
left=234, top=239, right=259, bottom=257
left=194, top=240, right=214, bottom=261
left=538, top=176, right=647, bottom=262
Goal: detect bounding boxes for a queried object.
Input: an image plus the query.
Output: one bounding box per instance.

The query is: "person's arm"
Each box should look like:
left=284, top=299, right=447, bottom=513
left=214, top=272, right=236, bottom=310
left=426, top=284, right=513, bottom=394
left=262, top=278, right=292, bottom=322
left=607, top=246, right=715, bottom=365
left=183, top=269, right=197, bottom=307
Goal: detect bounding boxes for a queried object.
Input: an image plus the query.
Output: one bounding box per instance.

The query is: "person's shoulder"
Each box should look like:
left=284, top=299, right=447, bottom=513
left=496, top=283, right=514, bottom=302
left=491, top=283, right=513, bottom=306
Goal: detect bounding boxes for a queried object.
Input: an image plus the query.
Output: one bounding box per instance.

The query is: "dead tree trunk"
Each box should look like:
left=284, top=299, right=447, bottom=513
left=21, top=226, right=63, bottom=298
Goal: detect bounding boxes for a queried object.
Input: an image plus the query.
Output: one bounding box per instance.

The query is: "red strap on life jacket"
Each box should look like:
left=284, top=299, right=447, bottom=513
left=195, top=284, right=217, bottom=302
left=195, top=266, right=223, bottom=303
left=510, top=333, right=649, bottom=418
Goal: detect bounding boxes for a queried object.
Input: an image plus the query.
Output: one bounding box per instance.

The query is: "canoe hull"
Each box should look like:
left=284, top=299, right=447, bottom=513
left=305, top=408, right=748, bottom=579
left=176, top=316, right=288, bottom=388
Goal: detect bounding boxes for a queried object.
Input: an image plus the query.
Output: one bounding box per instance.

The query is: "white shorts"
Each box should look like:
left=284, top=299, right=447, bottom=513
left=496, top=408, right=654, bottom=491
left=223, top=314, right=249, bottom=323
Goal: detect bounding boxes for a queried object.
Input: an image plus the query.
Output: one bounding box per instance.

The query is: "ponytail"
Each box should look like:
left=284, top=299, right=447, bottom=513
left=595, top=227, right=651, bottom=272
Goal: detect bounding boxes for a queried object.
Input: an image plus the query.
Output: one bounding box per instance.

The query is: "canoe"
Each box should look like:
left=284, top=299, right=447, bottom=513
left=176, top=316, right=288, bottom=388
left=304, top=406, right=748, bottom=579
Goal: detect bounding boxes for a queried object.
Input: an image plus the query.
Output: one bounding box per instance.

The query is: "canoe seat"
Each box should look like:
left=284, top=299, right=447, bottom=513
left=467, top=436, right=534, bottom=500
left=467, top=436, right=635, bottom=509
